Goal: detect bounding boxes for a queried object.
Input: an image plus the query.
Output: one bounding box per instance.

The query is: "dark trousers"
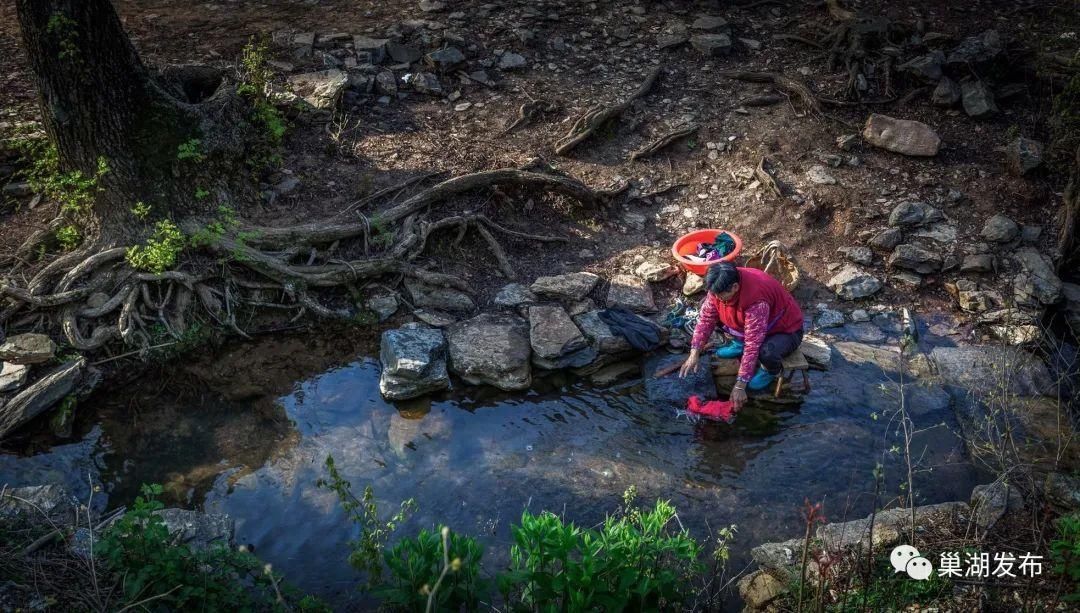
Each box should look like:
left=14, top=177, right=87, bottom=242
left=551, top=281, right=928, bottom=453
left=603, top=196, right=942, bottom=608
left=758, top=329, right=804, bottom=375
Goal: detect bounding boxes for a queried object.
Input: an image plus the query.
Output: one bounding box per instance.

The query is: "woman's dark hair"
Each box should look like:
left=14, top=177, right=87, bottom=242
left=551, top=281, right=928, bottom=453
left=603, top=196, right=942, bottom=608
left=705, top=262, right=739, bottom=294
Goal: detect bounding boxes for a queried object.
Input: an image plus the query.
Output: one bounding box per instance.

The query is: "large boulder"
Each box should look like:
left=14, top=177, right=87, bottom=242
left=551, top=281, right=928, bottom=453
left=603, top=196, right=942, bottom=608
left=888, top=244, right=942, bottom=274
left=378, top=327, right=450, bottom=400
left=528, top=305, right=596, bottom=369
left=606, top=274, right=657, bottom=313
left=1012, top=248, right=1063, bottom=305
left=827, top=265, right=882, bottom=300
left=0, top=359, right=84, bottom=440
left=916, top=345, right=1053, bottom=397
left=404, top=279, right=475, bottom=313
left=0, top=333, right=56, bottom=364
left=862, top=114, right=941, bottom=157
left=530, top=272, right=599, bottom=301
left=286, top=69, right=348, bottom=110
left=446, top=313, right=531, bottom=390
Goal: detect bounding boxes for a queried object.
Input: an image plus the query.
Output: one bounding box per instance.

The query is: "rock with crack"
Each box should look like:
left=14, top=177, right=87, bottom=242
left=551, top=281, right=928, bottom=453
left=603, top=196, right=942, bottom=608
left=981, top=214, right=1019, bottom=243
left=889, top=244, right=942, bottom=274
left=286, top=69, right=348, bottom=110
left=634, top=260, right=678, bottom=282
left=494, top=283, right=537, bottom=308
left=0, top=333, right=56, bottom=365
left=0, top=359, right=84, bottom=440
left=827, top=265, right=883, bottom=300
left=528, top=305, right=597, bottom=369
left=446, top=313, right=531, bottom=390
left=379, top=327, right=450, bottom=400
left=531, top=272, right=599, bottom=301
left=0, top=362, right=29, bottom=393
left=862, top=114, right=941, bottom=157
left=404, top=279, right=475, bottom=313
left=1012, top=247, right=1062, bottom=305
left=1007, top=137, right=1043, bottom=175
left=606, top=274, right=657, bottom=313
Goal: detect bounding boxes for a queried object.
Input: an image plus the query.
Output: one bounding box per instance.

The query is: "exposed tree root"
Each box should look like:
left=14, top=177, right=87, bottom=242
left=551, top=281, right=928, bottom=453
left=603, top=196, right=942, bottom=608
left=755, top=157, right=785, bottom=198
left=503, top=99, right=559, bottom=134
left=716, top=70, right=823, bottom=116
left=629, top=123, right=699, bottom=161
left=553, top=66, right=663, bottom=155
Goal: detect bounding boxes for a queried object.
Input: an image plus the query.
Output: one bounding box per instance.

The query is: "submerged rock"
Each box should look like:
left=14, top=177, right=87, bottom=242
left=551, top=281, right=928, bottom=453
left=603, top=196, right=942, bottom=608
left=916, top=345, right=1053, bottom=397
left=379, top=327, right=450, bottom=400
left=446, top=313, right=531, bottom=390
left=862, top=114, right=940, bottom=157
left=154, top=508, right=235, bottom=550
left=528, top=305, right=596, bottom=369
left=644, top=352, right=717, bottom=411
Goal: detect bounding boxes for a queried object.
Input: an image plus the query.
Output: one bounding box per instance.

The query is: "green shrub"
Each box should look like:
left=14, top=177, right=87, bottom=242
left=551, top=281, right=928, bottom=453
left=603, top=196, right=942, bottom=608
left=131, top=200, right=152, bottom=219
left=379, top=526, right=486, bottom=611
left=55, top=224, right=81, bottom=250
left=176, top=138, right=205, bottom=163
left=238, top=36, right=286, bottom=167
left=125, top=219, right=186, bottom=273
left=7, top=133, right=108, bottom=215
left=1051, top=513, right=1080, bottom=602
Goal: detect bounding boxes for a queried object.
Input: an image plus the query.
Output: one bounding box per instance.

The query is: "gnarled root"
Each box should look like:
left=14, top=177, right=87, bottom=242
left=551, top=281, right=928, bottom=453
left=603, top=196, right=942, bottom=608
left=554, top=66, right=662, bottom=155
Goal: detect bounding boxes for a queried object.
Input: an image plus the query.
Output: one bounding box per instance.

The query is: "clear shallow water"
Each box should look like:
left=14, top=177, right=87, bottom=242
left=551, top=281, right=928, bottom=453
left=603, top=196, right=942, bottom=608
left=0, top=332, right=984, bottom=607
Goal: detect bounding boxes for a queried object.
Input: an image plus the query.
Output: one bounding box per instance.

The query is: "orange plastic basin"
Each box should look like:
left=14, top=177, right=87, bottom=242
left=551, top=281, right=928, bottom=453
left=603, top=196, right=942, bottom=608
left=671, top=229, right=743, bottom=276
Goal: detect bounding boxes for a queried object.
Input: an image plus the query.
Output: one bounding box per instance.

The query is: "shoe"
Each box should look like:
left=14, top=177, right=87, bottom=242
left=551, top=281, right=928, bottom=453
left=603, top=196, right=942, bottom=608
left=747, top=366, right=776, bottom=391
left=714, top=338, right=745, bottom=359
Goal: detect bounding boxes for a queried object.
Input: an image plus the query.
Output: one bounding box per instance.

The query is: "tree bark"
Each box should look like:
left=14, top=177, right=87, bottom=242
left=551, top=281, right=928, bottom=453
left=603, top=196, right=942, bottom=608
left=16, top=0, right=253, bottom=239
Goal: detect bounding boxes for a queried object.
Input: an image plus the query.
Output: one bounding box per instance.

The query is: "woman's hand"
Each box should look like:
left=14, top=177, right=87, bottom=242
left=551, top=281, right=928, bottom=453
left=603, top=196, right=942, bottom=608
left=678, top=348, right=701, bottom=378
left=731, top=384, right=748, bottom=411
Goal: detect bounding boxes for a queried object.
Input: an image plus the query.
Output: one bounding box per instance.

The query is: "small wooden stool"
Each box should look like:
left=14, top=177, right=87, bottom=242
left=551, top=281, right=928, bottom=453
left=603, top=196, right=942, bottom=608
left=774, top=348, right=811, bottom=398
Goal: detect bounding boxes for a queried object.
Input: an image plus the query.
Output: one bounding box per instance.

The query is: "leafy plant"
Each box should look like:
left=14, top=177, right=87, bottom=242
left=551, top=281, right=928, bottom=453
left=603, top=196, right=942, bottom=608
left=1051, top=513, right=1080, bottom=602
left=501, top=493, right=703, bottom=611
left=125, top=219, right=186, bottom=273
left=379, top=526, right=486, bottom=611
left=369, top=214, right=395, bottom=249
left=194, top=187, right=210, bottom=200
left=7, top=132, right=108, bottom=215
left=238, top=35, right=286, bottom=167
left=316, top=455, right=416, bottom=590
left=46, top=13, right=79, bottom=62
left=55, top=224, right=81, bottom=250
left=131, top=200, right=152, bottom=220
left=176, top=138, right=205, bottom=163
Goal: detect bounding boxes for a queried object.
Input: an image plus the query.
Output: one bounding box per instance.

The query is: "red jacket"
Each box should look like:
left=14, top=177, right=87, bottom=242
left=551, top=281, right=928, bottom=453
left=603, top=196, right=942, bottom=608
left=717, top=267, right=803, bottom=336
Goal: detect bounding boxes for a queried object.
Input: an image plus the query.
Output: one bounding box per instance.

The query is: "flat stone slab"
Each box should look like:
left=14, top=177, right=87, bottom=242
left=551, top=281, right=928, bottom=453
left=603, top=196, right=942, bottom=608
left=446, top=313, right=532, bottom=390
left=0, top=359, right=84, bottom=440
left=529, top=305, right=596, bottom=369
left=530, top=272, right=599, bottom=301
left=404, top=279, right=475, bottom=313
left=917, top=345, right=1053, bottom=398
left=0, top=333, right=56, bottom=365
left=606, top=274, right=657, bottom=313
left=493, top=283, right=536, bottom=307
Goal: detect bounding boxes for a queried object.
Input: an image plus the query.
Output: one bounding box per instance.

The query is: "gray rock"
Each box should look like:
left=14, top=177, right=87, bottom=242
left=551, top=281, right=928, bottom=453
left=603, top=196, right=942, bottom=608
left=528, top=305, right=595, bottom=369
left=353, top=36, right=389, bottom=64
left=494, top=283, right=537, bottom=307
left=869, top=227, right=903, bottom=251
left=888, top=201, right=927, bottom=227
left=588, top=361, right=641, bottom=386
left=1064, top=283, right=1080, bottom=336
left=0, top=333, right=56, bottom=365
left=891, top=271, right=923, bottom=288
left=862, top=114, right=941, bottom=157
left=573, top=310, right=632, bottom=355
left=917, top=345, right=1053, bottom=397
left=1021, top=225, right=1042, bottom=244
left=682, top=272, right=705, bottom=295
left=800, top=335, right=832, bottom=369
left=634, top=260, right=678, bottom=282
left=899, top=51, right=945, bottom=82
left=375, top=71, right=398, bottom=95
left=499, top=52, right=528, bottom=70
left=889, top=244, right=942, bottom=274
left=407, top=72, right=442, bottom=95
left=691, top=15, right=729, bottom=31
left=379, top=327, right=450, bottom=400
left=841, top=246, right=873, bottom=266
left=690, top=33, right=732, bottom=56
left=827, top=265, right=883, bottom=300
left=1012, top=247, right=1062, bottom=305
left=850, top=309, right=871, bottom=322
left=807, top=165, right=837, bottom=185
left=960, top=254, right=995, bottom=273
left=836, top=134, right=859, bottom=151
left=961, top=80, right=997, bottom=118
left=286, top=69, right=348, bottom=110
left=1046, top=472, right=1080, bottom=512
left=1007, top=137, right=1043, bottom=175
left=846, top=322, right=887, bottom=343
left=0, top=362, right=30, bottom=393
left=426, top=46, right=465, bottom=69
left=0, top=359, right=84, bottom=440
left=931, top=76, right=961, bottom=106
left=815, top=308, right=845, bottom=329
left=531, top=272, right=599, bottom=301
left=153, top=508, right=235, bottom=550
left=446, top=313, right=532, bottom=390
left=366, top=295, right=399, bottom=322
left=404, top=279, right=475, bottom=313
left=387, top=41, right=422, bottom=64
left=738, top=571, right=788, bottom=610
left=567, top=299, right=595, bottom=318
left=989, top=324, right=1042, bottom=346
left=833, top=342, right=902, bottom=373
left=0, top=484, right=76, bottom=520
left=418, top=0, right=446, bottom=12
left=606, top=274, right=656, bottom=313
left=911, top=222, right=956, bottom=243
left=946, top=29, right=1003, bottom=66
left=2, top=181, right=31, bottom=198
left=864, top=381, right=951, bottom=416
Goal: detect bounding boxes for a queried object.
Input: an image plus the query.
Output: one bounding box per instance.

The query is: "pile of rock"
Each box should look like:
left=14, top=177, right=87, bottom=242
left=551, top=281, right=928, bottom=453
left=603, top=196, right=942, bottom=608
left=0, top=333, right=98, bottom=440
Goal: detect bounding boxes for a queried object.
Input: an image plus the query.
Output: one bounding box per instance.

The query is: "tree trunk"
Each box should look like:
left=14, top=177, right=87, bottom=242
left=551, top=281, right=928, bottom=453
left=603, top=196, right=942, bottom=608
left=16, top=0, right=254, bottom=240
left=1059, top=145, right=1080, bottom=271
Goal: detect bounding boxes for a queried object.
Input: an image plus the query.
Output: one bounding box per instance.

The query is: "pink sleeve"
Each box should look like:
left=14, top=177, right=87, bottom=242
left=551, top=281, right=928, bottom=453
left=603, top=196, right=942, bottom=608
left=737, top=301, right=770, bottom=381
left=690, top=293, right=718, bottom=350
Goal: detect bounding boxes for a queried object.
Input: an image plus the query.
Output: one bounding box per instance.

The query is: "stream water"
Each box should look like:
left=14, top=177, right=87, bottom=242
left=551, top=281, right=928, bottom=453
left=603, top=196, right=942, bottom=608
left=0, top=326, right=987, bottom=607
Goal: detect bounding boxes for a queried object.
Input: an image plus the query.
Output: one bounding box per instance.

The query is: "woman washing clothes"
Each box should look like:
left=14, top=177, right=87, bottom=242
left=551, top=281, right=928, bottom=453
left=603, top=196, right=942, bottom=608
left=678, top=262, right=804, bottom=418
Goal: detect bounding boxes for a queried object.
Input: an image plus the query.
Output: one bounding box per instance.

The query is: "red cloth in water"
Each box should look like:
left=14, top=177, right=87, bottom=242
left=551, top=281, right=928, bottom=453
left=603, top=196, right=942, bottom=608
left=687, top=395, right=735, bottom=423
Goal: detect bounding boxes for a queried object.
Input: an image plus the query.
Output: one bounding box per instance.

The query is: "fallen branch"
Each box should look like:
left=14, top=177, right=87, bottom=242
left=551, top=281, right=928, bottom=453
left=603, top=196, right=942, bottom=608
left=629, top=123, right=700, bottom=161
left=553, top=66, right=663, bottom=155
